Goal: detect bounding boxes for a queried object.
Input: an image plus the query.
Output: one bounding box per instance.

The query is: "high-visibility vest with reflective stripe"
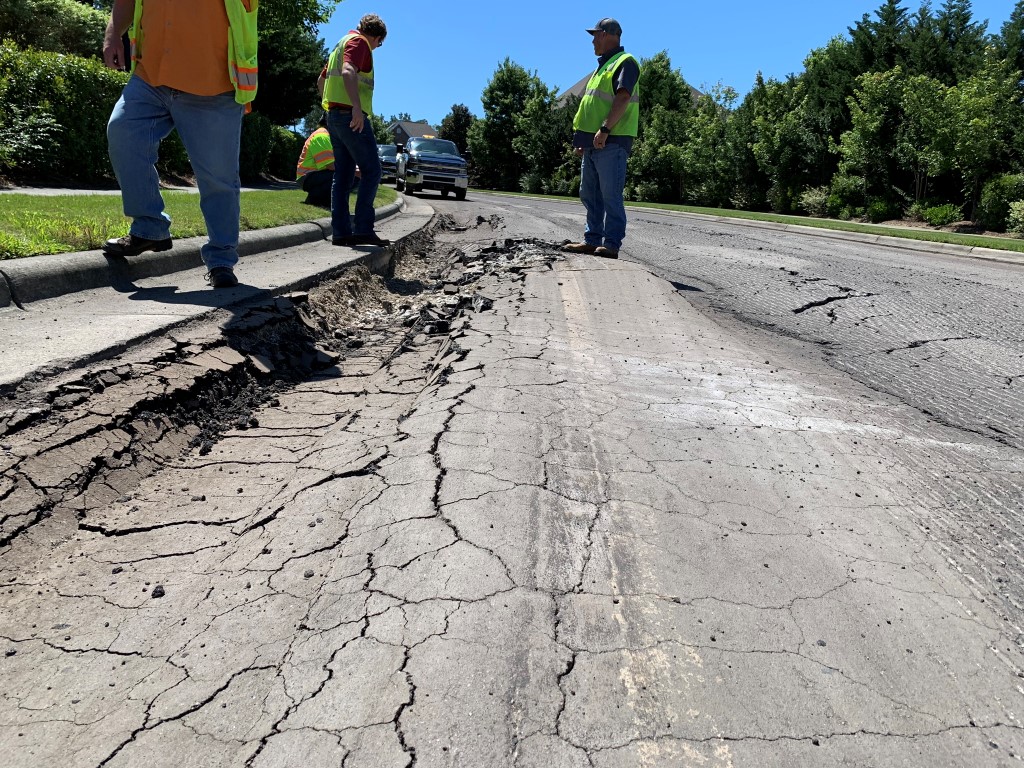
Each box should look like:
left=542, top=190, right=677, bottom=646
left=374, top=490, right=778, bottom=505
left=130, top=0, right=259, bottom=106
left=572, top=51, right=640, bottom=137
left=322, top=32, right=375, bottom=114
left=296, top=129, right=335, bottom=179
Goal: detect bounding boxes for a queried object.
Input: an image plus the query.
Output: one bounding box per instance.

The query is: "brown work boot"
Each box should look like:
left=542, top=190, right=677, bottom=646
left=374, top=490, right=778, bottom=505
left=594, top=246, right=619, bottom=259
left=561, top=242, right=598, bottom=254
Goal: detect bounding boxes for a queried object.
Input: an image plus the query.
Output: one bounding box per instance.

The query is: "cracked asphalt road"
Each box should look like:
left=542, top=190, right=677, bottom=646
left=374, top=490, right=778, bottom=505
left=2, top=196, right=1024, bottom=766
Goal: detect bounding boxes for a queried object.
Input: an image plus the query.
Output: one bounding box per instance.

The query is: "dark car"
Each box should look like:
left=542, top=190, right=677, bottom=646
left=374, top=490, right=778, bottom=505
left=395, top=137, right=468, bottom=200
left=377, top=144, right=398, bottom=183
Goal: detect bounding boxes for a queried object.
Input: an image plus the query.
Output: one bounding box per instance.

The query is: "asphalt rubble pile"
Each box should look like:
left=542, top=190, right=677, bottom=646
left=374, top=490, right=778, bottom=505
left=0, top=215, right=563, bottom=548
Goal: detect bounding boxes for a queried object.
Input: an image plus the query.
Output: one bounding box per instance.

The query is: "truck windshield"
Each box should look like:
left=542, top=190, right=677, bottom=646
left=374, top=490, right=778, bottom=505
left=410, top=139, right=460, bottom=156
left=378, top=145, right=397, bottom=157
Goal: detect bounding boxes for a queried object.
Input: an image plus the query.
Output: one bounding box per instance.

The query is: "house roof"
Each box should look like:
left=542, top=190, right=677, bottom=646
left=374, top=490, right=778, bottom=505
left=388, top=121, right=437, bottom=138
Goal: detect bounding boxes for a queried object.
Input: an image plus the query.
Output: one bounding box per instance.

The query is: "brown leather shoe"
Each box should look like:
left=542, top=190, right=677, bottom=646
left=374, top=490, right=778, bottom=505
left=102, top=234, right=172, bottom=257
left=594, top=246, right=619, bottom=259
left=561, top=242, right=598, bottom=254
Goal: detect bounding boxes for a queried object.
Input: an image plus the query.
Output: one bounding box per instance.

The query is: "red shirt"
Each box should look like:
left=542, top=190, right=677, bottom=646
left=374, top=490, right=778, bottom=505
left=322, top=30, right=373, bottom=109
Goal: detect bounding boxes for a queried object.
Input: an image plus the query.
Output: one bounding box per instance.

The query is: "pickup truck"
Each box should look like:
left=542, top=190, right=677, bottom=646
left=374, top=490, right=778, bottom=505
left=377, top=144, right=398, bottom=183
left=395, top=137, right=468, bottom=200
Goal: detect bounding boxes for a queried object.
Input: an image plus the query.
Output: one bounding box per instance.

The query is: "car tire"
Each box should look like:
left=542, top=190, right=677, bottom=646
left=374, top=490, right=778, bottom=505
left=455, top=189, right=467, bottom=201
left=395, top=178, right=405, bottom=191
left=441, top=188, right=450, bottom=198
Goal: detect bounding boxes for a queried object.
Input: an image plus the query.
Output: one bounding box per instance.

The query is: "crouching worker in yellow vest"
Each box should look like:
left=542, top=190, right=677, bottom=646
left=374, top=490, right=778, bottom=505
left=296, top=116, right=336, bottom=207
left=101, top=0, right=258, bottom=290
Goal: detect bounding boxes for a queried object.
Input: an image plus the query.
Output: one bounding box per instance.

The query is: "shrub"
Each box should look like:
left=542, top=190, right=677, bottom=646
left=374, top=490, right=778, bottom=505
left=798, top=185, right=830, bottom=217
left=239, top=111, right=273, bottom=181
left=921, top=203, right=962, bottom=227
left=266, top=126, right=303, bottom=180
left=907, top=201, right=926, bottom=221
left=1008, top=201, right=1024, bottom=237
left=977, top=174, right=1024, bottom=231
left=827, top=174, right=866, bottom=217
left=0, top=41, right=128, bottom=183
left=866, top=198, right=901, bottom=223
left=519, top=170, right=544, bottom=195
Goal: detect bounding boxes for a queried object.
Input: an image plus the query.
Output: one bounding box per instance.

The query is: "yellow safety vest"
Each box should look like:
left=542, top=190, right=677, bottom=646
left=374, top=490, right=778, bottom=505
left=322, top=32, right=375, bottom=114
left=296, top=129, right=335, bottom=179
left=130, top=0, right=259, bottom=105
left=572, top=51, right=640, bottom=136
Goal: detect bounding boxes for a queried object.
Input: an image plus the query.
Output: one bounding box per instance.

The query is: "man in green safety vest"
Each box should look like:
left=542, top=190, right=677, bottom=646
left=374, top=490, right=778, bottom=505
left=101, top=0, right=258, bottom=289
left=318, top=13, right=390, bottom=248
left=296, top=116, right=336, bottom=207
left=562, top=18, right=640, bottom=260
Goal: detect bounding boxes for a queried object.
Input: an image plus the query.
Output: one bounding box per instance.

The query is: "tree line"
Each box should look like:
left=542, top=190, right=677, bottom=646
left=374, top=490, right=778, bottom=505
left=3, top=1, right=1023, bottom=232
left=436, top=0, right=1024, bottom=233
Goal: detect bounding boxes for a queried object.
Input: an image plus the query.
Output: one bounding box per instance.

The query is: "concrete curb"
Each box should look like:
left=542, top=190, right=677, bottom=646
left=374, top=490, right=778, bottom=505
left=0, top=200, right=402, bottom=308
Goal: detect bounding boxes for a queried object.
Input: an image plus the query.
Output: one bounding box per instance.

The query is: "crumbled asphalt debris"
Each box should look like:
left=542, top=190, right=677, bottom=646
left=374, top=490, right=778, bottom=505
left=151, top=585, right=165, bottom=598
left=0, top=215, right=564, bottom=546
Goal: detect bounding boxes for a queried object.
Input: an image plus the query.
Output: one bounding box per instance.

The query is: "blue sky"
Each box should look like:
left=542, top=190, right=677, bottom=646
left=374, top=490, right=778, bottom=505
left=316, top=0, right=1015, bottom=127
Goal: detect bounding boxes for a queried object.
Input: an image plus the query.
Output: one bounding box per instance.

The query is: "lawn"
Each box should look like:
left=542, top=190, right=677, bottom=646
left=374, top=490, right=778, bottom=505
left=0, top=187, right=397, bottom=260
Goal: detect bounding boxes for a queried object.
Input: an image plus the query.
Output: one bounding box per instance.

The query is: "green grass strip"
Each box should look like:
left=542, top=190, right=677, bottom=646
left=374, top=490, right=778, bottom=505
left=474, top=189, right=1024, bottom=255
left=0, top=187, right=397, bottom=260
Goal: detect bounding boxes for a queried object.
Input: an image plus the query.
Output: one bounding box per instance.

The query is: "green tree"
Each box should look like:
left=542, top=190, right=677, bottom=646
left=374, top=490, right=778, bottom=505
left=896, top=73, right=951, bottom=200
left=678, top=84, right=735, bottom=207
left=468, top=58, right=541, bottom=190
left=946, top=61, right=1019, bottom=215
left=255, top=25, right=328, bottom=126
left=931, top=0, right=988, bottom=84
left=997, top=0, right=1024, bottom=77
left=848, top=0, right=911, bottom=73
left=0, top=0, right=106, bottom=58
left=438, top=104, right=475, bottom=156
left=837, top=68, right=907, bottom=201
left=725, top=75, right=772, bottom=209
left=751, top=76, right=816, bottom=212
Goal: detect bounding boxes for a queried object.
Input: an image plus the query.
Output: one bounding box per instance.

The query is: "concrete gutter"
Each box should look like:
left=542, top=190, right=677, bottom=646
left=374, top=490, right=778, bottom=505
left=0, top=202, right=401, bottom=308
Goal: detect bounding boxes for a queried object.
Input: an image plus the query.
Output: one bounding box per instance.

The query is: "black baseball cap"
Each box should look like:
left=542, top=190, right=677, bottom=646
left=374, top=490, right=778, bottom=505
left=586, top=18, right=622, bottom=36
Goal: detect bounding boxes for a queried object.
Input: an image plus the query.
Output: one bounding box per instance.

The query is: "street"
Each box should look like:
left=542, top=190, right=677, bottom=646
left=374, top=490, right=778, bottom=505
left=1, top=193, right=1023, bottom=767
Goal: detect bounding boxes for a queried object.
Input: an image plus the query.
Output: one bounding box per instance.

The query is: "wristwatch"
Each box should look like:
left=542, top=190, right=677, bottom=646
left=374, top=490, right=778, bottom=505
left=598, top=125, right=610, bottom=134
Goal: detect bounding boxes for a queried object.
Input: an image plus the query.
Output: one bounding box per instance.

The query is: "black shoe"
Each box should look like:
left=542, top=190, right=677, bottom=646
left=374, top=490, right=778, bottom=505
left=350, top=233, right=391, bottom=247
left=332, top=235, right=354, bottom=246
left=206, top=267, right=238, bottom=289
left=102, top=234, right=173, bottom=257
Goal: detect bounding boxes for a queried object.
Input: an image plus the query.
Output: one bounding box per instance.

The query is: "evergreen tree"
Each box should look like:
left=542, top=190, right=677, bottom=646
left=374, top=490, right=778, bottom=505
left=998, top=0, right=1024, bottom=77
left=848, top=0, right=911, bottom=73
left=932, top=0, right=988, bottom=84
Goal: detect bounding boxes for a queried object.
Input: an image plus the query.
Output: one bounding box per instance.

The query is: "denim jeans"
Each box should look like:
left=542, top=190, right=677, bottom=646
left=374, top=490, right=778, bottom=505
left=107, top=76, right=244, bottom=270
left=579, top=144, right=628, bottom=250
left=326, top=111, right=382, bottom=238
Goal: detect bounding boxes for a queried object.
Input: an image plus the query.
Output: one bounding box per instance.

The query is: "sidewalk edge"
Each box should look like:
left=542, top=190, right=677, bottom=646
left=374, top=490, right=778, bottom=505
left=0, top=200, right=402, bottom=308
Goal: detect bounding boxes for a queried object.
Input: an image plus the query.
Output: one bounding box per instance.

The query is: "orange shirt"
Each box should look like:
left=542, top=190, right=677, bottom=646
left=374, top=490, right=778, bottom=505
left=134, top=0, right=235, bottom=96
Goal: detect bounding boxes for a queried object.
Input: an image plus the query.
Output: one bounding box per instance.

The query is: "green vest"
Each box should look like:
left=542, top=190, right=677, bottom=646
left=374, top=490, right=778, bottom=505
left=296, top=128, right=335, bottom=179
left=322, top=33, right=375, bottom=114
left=130, top=0, right=259, bottom=105
left=572, top=51, right=640, bottom=136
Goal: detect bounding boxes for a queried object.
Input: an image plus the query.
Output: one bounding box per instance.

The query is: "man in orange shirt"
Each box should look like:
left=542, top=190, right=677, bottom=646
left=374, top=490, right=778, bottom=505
left=101, top=0, right=255, bottom=289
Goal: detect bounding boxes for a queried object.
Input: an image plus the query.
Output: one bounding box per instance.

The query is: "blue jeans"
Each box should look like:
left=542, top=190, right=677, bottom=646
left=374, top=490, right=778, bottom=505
left=107, top=76, right=244, bottom=270
left=579, top=144, right=628, bottom=250
left=326, top=111, right=382, bottom=238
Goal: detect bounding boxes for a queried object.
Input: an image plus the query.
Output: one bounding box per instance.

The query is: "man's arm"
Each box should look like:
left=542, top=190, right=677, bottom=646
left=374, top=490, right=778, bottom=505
left=341, top=61, right=365, bottom=132
left=103, top=0, right=135, bottom=71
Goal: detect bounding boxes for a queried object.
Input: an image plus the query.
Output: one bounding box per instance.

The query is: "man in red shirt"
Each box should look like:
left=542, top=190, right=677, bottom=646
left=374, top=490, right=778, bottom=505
left=318, top=14, right=389, bottom=247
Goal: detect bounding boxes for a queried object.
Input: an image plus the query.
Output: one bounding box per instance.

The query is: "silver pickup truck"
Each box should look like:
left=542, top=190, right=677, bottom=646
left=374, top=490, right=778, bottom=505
left=395, top=137, right=468, bottom=200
